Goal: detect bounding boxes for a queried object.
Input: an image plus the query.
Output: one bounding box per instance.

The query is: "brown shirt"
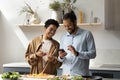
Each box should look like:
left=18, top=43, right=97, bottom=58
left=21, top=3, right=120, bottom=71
left=25, top=35, right=62, bottom=75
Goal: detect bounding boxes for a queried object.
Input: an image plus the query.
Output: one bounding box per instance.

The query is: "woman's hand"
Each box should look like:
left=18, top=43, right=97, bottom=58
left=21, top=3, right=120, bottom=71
left=47, top=55, right=54, bottom=62
left=36, top=51, right=47, bottom=57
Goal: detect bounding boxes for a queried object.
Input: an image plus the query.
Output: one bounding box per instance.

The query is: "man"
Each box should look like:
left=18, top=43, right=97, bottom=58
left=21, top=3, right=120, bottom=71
left=58, top=11, right=96, bottom=76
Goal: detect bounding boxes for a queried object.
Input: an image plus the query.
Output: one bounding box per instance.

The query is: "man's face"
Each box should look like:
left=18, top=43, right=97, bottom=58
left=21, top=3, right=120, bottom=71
left=63, top=19, right=76, bottom=34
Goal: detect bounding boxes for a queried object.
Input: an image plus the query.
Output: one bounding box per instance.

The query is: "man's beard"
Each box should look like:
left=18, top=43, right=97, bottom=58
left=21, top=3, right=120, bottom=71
left=68, top=23, right=76, bottom=34
left=68, top=27, right=76, bottom=34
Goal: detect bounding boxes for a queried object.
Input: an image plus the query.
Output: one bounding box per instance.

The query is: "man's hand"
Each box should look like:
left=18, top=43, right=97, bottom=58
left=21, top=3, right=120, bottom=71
left=36, top=51, right=47, bottom=57
left=67, top=45, right=78, bottom=56
left=59, top=49, right=67, bottom=59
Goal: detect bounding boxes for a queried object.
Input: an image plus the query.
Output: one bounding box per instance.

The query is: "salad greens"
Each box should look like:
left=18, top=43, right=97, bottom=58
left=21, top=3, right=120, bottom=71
left=1, top=72, right=21, bottom=79
left=71, top=75, right=83, bottom=80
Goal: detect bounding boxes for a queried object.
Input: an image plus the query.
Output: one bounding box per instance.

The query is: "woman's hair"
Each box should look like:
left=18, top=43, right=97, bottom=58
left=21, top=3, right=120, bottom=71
left=63, top=11, right=77, bottom=23
left=44, top=19, right=59, bottom=28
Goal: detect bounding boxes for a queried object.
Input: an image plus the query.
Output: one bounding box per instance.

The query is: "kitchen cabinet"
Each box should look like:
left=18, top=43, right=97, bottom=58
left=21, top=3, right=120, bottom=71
left=90, top=69, right=120, bottom=78
left=90, top=64, right=120, bottom=79
left=105, top=0, right=120, bottom=30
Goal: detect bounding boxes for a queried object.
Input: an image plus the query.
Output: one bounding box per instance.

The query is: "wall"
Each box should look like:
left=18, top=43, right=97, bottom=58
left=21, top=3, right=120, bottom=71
left=0, top=0, right=105, bottom=48
left=0, top=12, right=25, bottom=73
left=75, top=0, right=104, bottom=24
left=0, top=0, right=104, bottom=24
left=0, top=0, right=120, bottom=73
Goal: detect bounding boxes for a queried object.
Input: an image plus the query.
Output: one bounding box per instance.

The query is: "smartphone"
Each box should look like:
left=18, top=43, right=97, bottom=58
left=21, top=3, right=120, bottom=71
left=59, top=49, right=65, bottom=52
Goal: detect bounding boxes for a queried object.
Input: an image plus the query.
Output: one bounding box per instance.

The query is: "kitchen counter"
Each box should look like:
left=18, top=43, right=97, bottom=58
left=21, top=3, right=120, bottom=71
left=0, top=78, right=119, bottom=80
left=3, top=62, right=30, bottom=68
left=90, top=64, right=120, bottom=71
left=0, top=75, right=119, bottom=80
left=0, top=77, right=119, bottom=80
left=3, top=62, right=120, bottom=78
left=3, top=62, right=30, bottom=74
left=3, top=62, right=120, bottom=71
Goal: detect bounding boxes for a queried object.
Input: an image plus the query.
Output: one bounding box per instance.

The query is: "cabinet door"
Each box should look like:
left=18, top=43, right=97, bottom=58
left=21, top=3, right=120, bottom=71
left=105, top=0, right=120, bottom=30
left=90, top=70, right=120, bottom=79
left=105, top=0, right=114, bottom=30
left=114, top=0, right=120, bottom=30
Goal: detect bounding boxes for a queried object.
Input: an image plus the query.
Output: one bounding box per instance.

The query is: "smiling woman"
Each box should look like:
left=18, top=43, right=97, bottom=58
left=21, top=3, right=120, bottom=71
left=25, top=19, right=62, bottom=75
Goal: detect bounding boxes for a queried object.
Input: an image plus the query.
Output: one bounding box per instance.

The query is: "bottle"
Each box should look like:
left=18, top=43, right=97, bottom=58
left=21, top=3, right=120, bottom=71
left=79, top=10, right=83, bottom=23
left=90, top=10, right=93, bottom=23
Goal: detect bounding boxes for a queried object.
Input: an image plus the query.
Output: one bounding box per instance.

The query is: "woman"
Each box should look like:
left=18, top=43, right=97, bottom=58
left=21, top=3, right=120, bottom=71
left=25, top=19, right=62, bottom=75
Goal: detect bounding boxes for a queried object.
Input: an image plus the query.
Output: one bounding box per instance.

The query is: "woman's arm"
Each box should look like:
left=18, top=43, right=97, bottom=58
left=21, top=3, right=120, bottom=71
left=25, top=41, right=39, bottom=66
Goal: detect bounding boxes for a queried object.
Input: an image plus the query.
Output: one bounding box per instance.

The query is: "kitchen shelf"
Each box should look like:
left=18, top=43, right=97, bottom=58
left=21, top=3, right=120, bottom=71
left=17, top=22, right=102, bottom=49
left=18, top=22, right=102, bottom=27
left=78, top=22, right=102, bottom=26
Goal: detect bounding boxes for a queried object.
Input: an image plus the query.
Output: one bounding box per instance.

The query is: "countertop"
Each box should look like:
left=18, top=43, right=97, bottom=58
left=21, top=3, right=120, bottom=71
left=3, top=62, right=120, bottom=71
left=0, top=75, right=119, bottom=80
left=90, top=64, right=120, bottom=71
left=0, top=77, right=119, bottom=80
left=3, top=62, right=30, bottom=68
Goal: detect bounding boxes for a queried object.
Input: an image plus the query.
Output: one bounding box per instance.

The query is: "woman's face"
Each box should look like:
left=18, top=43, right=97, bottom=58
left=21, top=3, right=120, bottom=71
left=45, top=24, right=57, bottom=39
